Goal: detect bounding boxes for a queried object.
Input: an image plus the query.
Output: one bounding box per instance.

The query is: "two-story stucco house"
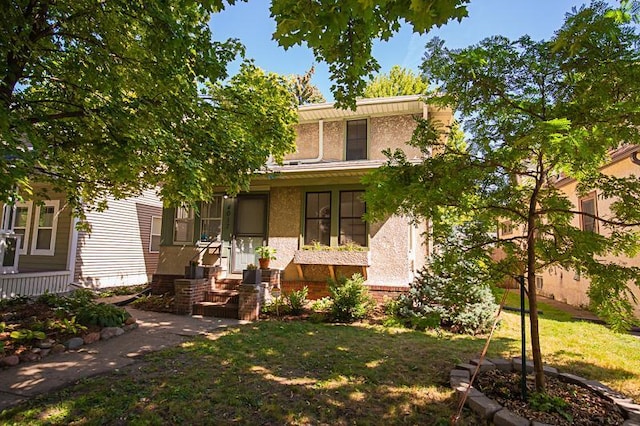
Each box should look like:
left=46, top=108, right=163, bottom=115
left=153, top=95, right=452, bottom=299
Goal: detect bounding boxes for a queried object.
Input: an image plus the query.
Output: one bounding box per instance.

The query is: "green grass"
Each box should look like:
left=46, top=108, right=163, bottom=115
left=1, top=298, right=639, bottom=425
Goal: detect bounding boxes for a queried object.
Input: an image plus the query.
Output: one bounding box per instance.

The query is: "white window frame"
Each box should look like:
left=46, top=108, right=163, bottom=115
left=30, top=200, right=59, bottom=256
left=200, top=196, right=224, bottom=242
left=173, top=206, right=194, bottom=245
left=7, top=202, right=33, bottom=255
left=149, top=216, right=162, bottom=253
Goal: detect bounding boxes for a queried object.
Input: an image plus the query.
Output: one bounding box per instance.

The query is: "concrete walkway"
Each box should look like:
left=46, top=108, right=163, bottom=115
left=0, top=307, right=244, bottom=411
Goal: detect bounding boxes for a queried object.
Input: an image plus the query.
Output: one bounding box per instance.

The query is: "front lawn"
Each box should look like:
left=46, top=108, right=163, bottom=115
left=1, top=296, right=639, bottom=425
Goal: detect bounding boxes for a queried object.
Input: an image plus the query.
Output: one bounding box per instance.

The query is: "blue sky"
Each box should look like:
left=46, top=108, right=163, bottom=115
left=210, top=1, right=590, bottom=101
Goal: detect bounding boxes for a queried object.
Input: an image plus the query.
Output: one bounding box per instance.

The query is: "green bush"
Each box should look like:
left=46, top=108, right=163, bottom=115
left=310, top=297, right=332, bottom=312
left=261, top=296, right=290, bottom=317
left=395, top=260, right=499, bottom=335
left=76, top=303, right=129, bottom=328
left=328, top=273, right=375, bottom=323
left=286, top=287, right=308, bottom=315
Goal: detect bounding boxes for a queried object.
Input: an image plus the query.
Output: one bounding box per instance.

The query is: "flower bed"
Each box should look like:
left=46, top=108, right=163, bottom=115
left=0, top=291, right=137, bottom=369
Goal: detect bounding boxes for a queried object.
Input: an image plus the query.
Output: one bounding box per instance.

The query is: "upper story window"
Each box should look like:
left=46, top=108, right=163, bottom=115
left=346, top=119, right=367, bottom=161
left=174, top=206, right=194, bottom=244
left=304, top=192, right=331, bottom=246
left=339, top=191, right=366, bottom=246
left=580, top=193, right=598, bottom=233
left=200, top=196, right=223, bottom=242
left=31, top=200, right=59, bottom=256
left=500, top=221, right=514, bottom=236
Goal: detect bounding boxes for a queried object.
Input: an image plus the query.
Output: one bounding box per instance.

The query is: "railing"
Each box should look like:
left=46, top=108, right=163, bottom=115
left=0, top=270, right=71, bottom=299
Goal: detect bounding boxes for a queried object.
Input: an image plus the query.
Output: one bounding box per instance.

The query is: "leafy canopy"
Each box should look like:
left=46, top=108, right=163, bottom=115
left=1, top=0, right=469, bottom=211
left=271, top=0, right=468, bottom=109
left=363, top=65, right=428, bottom=98
left=284, top=65, right=326, bottom=105
left=364, top=1, right=640, bottom=391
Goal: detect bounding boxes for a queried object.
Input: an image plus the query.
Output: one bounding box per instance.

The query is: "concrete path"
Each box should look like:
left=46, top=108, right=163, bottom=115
left=0, top=307, right=244, bottom=411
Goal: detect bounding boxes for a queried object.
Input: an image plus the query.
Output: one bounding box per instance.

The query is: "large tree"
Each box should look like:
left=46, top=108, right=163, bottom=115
left=285, top=65, right=326, bottom=105
left=364, top=1, right=640, bottom=392
left=363, top=65, right=428, bottom=98
left=1, top=0, right=469, bottom=212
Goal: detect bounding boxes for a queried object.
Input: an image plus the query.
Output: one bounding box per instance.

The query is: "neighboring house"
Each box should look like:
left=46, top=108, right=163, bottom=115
left=496, top=146, right=640, bottom=317
left=154, top=95, right=453, bottom=297
left=0, top=186, right=162, bottom=298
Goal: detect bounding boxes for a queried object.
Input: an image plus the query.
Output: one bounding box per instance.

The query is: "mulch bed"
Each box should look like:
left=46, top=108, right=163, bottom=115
left=475, top=369, right=625, bottom=425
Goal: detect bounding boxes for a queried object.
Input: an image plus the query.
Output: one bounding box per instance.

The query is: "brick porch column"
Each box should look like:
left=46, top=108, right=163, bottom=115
left=238, top=284, right=260, bottom=321
left=174, top=278, right=209, bottom=315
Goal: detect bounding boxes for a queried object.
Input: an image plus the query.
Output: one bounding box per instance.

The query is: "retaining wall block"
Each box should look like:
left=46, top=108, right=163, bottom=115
left=466, top=395, right=502, bottom=420
left=493, top=408, right=531, bottom=426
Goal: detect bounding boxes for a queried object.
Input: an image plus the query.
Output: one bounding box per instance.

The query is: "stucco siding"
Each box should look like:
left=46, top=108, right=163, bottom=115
left=368, top=215, right=415, bottom=286
left=266, top=187, right=302, bottom=279
left=75, top=189, right=162, bottom=287
left=539, top=155, right=640, bottom=316
left=369, top=114, right=421, bottom=160
left=287, top=122, right=319, bottom=161
left=322, top=121, right=344, bottom=161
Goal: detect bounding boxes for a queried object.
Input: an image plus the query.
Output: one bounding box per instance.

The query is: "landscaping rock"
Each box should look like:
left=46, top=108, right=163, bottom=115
left=0, top=355, right=20, bottom=367
left=19, top=351, right=40, bottom=362
left=557, top=372, right=587, bottom=386
left=125, top=317, right=136, bottom=325
left=123, top=323, right=139, bottom=332
left=37, top=340, right=54, bottom=349
left=65, top=337, right=85, bottom=350
left=623, top=420, right=640, bottom=426
left=454, top=382, right=482, bottom=399
left=39, top=348, right=51, bottom=358
left=584, top=379, right=633, bottom=403
left=531, top=422, right=553, bottom=426
left=51, top=343, right=66, bottom=354
left=100, top=327, right=124, bottom=340
left=83, top=332, right=101, bottom=345
left=512, top=358, right=534, bottom=373
left=493, top=408, right=530, bottom=426
left=618, top=400, right=640, bottom=422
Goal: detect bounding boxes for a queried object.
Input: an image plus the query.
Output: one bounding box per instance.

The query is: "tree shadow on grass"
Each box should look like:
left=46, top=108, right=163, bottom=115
left=0, top=321, right=513, bottom=425
left=2, top=320, right=637, bottom=425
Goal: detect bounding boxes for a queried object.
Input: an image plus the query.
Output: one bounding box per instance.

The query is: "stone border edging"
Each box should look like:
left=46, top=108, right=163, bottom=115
left=0, top=318, right=138, bottom=368
left=450, top=358, right=640, bottom=425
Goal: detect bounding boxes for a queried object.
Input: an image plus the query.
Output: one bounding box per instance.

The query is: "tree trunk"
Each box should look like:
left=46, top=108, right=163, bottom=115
left=527, top=158, right=546, bottom=393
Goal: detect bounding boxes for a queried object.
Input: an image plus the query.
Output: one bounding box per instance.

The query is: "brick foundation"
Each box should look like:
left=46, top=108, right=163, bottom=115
left=281, top=281, right=408, bottom=302
left=174, top=278, right=211, bottom=315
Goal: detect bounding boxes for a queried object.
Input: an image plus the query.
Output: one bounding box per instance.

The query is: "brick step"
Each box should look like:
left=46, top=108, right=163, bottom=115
left=203, top=290, right=239, bottom=304
left=215, top=279, right=242, bottom=290
left=193, top=302, right=239, bottom=319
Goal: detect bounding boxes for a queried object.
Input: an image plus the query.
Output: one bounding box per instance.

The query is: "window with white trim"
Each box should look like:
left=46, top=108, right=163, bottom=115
left=30, top=200, right=59, bottom=256
left=580, top=193, right=598, bottom=233
left=200, top=196, right=223, bottom=242
left=150, top=216, right=162, bottom=253
left=11, top=202, right=32, bottom=255
left=173, top=206, right=194, bottom=244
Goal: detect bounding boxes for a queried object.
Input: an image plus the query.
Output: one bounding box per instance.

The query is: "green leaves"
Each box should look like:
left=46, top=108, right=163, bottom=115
left=270, top=0, right=469, bottom=109
left=366, top=1, right=640, bottom=332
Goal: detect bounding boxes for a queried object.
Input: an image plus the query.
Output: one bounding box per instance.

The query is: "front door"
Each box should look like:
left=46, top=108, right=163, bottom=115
left=231, top=194, right=268, bottom=273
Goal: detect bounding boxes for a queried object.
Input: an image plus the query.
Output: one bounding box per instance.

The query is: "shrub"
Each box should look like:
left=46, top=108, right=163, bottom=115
left=261, top=296, right=290, bottom=317
left=76, top=303, right=129, bottom=328
left=395, top=260, right=499, bottom=335
left=310, top=297, right=332, bottom=312
left=328, top=273, right=375, bottom=323
left=286, top=287, right=308, bottom=315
